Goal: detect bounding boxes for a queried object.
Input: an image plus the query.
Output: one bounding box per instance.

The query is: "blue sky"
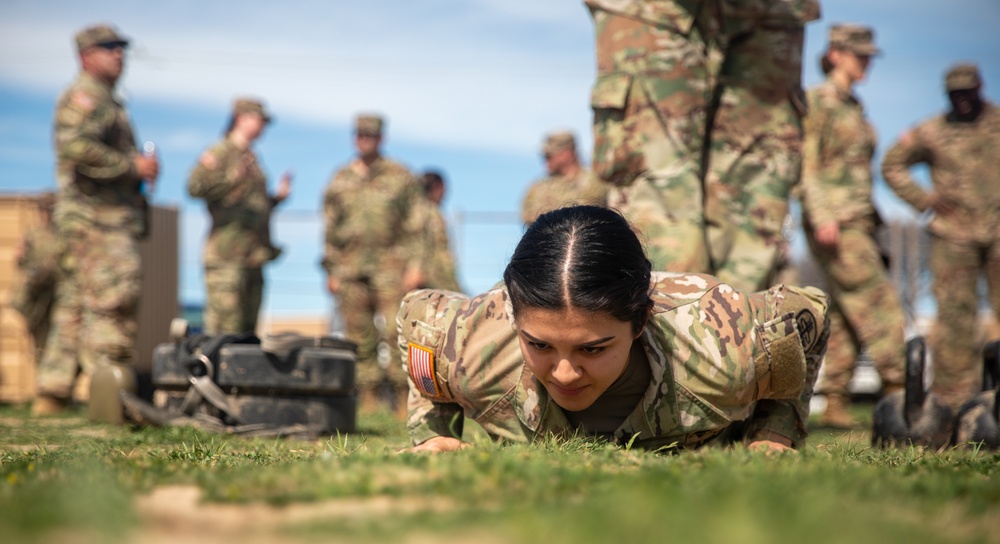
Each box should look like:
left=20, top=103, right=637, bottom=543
left=2, top=1, right=999, bottom=319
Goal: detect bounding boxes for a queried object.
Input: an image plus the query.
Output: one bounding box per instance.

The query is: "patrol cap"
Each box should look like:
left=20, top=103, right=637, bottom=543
left=233, top=97, right=273, bottom=123
left=355, top=114, right=384, bottom=136
left=828, top=23, right=880, bottom=56
left=945, top=63, right=981, bottom=91
left=75, top=24, right=129, bottom=52
left=542, top=130, right=576, bottom=155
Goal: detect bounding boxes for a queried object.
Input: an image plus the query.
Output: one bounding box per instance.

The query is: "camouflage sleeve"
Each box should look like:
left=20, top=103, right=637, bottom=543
left=520, top=183, right=540, bottom=225
left=55, top=91, right=136, bottom=182
left=398, top=289, right=466, bottom=446
left=799, top=94, right=836, bottom=226
left=320, top=177, right=344, bottom=278
left=187, top=143, right=237, bottom=202
left=743, top=285, right=830, bottom=448
left=880, top=127, right=933, bottom=212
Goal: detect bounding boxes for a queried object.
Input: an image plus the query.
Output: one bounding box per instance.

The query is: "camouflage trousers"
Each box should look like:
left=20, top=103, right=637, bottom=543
left=37, top=228, right=141, bottom=398
left=805, top=221, right=906, bottom=396
left=203, top=264, right=263, bottom=335
left=929, top=234, right=1000, bottom=408
left=336, top=274, right=407, bottom=391
left=593, top=9, right=805, bottom=293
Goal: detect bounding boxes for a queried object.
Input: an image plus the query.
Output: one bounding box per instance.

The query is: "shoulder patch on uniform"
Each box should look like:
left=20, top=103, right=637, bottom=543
left=795, top=309, right=818, bottom=351
left=408, top=342, right=441, bottom=398
left=71, top=91, right=96, bottom=112
left=199, top=150, right=218, bottom=170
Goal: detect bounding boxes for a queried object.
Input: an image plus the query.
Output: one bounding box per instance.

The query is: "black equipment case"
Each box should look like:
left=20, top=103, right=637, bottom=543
left=150, top=329, right=357, bottom=435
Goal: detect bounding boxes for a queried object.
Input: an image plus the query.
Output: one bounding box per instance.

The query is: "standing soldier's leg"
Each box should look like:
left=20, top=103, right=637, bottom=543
left=372, top=272, right=408, bottom=412
left=705, top=24, right=805, bottom=292
left=986, top=240, right=1000, bottom=342
left=337, top=277, right=379, bottom=402
left=78, top=229, right=142, bottom=377
left=591, top=8, right=721, bottom=273
left=204, top=265, right=244, bottom=335
left=34, top=266, right=82, bottom=413
left=930, top=236, right=982, bottom=408
left=243, top=267, right=264, bottom=335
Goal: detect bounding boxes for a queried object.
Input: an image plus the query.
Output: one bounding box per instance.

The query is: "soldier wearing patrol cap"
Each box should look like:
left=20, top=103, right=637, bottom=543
left=520, top=130, right=609, bottom=225
left=33, top=23, right=160, bottom=415
left=799, top=23, right=906, bottom=428
left=188, top=97, right=292, bottom=335
left=882, top=62, right=1000, bottom=410
left=322, top=113, right=430, bottom=414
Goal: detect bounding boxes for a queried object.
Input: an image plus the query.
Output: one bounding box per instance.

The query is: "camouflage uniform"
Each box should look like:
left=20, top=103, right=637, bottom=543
left=11, top=197, right=64, bottom=365
left=587, top=0, right=818, bottom=292
left=521, top=131, right=609, bottom=224
left=400, top=273, right=830, bottom=450
left=38, top=27, right=147, bottom=399
left=322, top=118, right=429, bottom=396
left=800, top=35, right=906, bottom=415
left=188, top=99, right=284, bottom=335
left=881, top=64, right=1000, bottom=408
left=422, top=201, right=462, bottom=293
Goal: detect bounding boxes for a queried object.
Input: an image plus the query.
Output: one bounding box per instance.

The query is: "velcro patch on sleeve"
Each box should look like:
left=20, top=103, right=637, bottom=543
left=408, top=342, right=441, bottom=398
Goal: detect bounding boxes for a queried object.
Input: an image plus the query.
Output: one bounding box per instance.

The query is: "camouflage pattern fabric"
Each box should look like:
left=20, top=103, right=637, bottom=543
left=587, top=0, right=818, bottom=292
left=188, top=137, right=283, bottom=334
left=799, top=77, right=906, bottom=395
left=399, top=272, right=830, bottom=450
left=38, top=71, right=145, bottom=397
left=520, top=168, right=610, bottom=225
left=322, top=156, right=430, bottom=390
left=881, top=102, right=1000, bottom=408
left=12, top=222, right=64, bottom=365
left=422, top=201, right=461, bottom=292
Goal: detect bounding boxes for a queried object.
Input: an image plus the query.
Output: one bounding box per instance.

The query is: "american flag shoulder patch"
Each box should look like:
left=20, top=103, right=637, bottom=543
left=408, top=342, right=441, bottom=398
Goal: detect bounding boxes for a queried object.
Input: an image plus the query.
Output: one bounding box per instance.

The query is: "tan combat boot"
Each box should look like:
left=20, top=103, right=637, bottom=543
left=31, top=394, right=70, bottom=416
left=819, top=394, right=858, bottom=429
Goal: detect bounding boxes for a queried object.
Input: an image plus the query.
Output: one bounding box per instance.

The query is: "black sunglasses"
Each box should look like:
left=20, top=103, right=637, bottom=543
left=94, top=41, right=127, bottom=51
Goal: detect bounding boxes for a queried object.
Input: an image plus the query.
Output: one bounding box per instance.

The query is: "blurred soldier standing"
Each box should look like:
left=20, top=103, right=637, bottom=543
left=34, top=24, right=159, bottom=415
left=322, top=114, right=429, bottom=412
left=882, top=63, right=1000, bottom=409
left=419, top=170, right=462, bottom=292
left=11, top=193, right=64, bottom=367
left=520, top=131, right=609, bottom=225
left=188, top=98, right=291, bottom=335
left=586, top=0, right=819, bottom=292
left=800, top=25, right=905, bottom=428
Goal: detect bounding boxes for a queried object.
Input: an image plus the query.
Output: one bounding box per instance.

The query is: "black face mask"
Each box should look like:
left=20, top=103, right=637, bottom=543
left=947, top=88, right=984, bottom=122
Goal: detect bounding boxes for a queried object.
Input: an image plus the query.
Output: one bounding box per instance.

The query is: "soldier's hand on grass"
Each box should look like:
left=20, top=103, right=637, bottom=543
left=814, top=221, right=840, bottom=249
left=402, top=436, right=469, bottom=453
left=747, top=439, right=793, bottom=454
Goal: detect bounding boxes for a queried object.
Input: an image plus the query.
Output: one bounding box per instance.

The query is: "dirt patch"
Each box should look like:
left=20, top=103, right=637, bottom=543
left=132, top=485, right=458, bottom=544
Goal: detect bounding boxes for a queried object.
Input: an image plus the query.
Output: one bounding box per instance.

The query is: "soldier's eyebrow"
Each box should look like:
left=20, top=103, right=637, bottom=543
left=519, top=329, right=615, bottom=347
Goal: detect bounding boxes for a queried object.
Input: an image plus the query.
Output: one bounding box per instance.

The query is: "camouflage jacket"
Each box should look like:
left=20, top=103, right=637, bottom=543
left=188, top=137, right=282, bottom=267
left=399, top=273, right=829, bottom=450
left=422, top=202, right=461, bottom=292
left=582, top=0, right=819, bottom=34
left=52, top=72, right=145, bottom=237
left=322, top=156, right=429, bottom=280
left=800, top=78, right=878, bottom=227
left=520, top=169, right=610, bottom=225
left=881, top=101, right=1000, bottom=244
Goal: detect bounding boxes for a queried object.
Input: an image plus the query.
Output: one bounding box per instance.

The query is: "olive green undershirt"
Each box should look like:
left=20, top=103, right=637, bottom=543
left=563, top=341, right=651, bottom=439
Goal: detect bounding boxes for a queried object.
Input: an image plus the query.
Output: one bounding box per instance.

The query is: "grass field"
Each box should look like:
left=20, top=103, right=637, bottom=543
left=2, top=402, right=999, bottom=544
